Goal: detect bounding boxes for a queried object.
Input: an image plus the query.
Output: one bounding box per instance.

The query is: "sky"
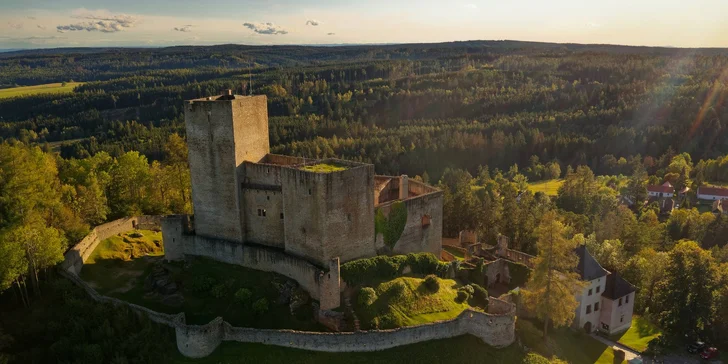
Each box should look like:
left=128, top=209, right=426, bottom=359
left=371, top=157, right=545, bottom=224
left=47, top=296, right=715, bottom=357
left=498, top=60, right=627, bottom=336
left=1, top=0, right=728, bottom=49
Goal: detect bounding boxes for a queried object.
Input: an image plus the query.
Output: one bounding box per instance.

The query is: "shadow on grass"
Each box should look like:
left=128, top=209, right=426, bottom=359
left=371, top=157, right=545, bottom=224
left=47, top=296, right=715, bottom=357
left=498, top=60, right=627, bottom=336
left=517, top=318, right=618, bottom=364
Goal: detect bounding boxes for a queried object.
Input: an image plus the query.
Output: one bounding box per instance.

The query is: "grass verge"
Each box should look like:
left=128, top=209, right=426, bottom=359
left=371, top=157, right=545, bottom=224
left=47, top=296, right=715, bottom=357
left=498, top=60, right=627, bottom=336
left=611, top=316, right=662, bottom=352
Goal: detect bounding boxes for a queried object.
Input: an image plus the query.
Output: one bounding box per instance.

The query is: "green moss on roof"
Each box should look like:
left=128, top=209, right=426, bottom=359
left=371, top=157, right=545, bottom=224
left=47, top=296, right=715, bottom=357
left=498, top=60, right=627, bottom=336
left=300, top=163, right=348, bottom=173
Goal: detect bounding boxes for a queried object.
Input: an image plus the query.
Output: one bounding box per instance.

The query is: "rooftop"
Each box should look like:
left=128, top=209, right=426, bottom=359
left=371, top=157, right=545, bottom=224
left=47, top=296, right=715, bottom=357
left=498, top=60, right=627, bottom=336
left=575, top=245, right=609, bottom=281
left=299, top=163, right=349, bottom=173
left=602, top=272, right=636, bottom=300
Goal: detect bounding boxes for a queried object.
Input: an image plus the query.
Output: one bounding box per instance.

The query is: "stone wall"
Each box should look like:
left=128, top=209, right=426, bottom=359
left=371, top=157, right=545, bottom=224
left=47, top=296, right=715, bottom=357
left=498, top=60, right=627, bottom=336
left=162, top=216, right=341, bottom=310
left=60, top=218, right=515, bottom=359
left=242, top=162, right=285, bottom=248
left=376, top=191, right=443, bottom=257
left=61, top=216, right=161, bottom=275
left=185, top=95, right=269, bottom=244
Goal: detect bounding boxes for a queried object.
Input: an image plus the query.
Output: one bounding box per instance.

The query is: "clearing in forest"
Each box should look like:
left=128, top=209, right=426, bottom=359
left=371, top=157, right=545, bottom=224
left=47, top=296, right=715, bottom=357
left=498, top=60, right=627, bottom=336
left=0, top=82, right=84, bottom=99
left=527, top=179, right=564, bottom=196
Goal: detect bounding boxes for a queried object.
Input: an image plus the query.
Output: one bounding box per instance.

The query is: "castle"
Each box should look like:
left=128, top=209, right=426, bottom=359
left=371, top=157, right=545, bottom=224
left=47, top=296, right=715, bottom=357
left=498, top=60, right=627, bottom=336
left=162, top=91, right=443, bottom=310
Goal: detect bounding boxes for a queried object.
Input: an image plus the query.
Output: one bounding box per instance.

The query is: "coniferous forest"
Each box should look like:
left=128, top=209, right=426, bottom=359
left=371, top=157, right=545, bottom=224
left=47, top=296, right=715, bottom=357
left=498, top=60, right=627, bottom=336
left=1, top=41, right=728, bottom=363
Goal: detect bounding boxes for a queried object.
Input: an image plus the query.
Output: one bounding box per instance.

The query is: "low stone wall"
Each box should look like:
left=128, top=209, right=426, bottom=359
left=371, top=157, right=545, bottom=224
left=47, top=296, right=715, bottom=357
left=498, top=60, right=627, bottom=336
left=60, top=215, right=162, bottom=275
left=58, top=216, right=517, bottom=359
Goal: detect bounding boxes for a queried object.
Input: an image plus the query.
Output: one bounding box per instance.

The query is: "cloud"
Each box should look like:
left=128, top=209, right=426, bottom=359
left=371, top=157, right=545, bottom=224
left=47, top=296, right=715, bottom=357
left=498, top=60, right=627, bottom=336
left=586, top=22, right=602, bottom=28
left=8, top=22, right=23, bottom=29
left=327, top=32, right=335, bottom=36
left=243, top=22, right=288, bottom=35
left=57, top=10, right=138, bottom=33
left=306, top=20, right=320, bottom=26
left=26, top=16, right=37, bottom=20
left=173, top=25, right=193, bottom=32
left=37, top=25, right=47, bottom=30
left=464, top=3, right=478, bottom=9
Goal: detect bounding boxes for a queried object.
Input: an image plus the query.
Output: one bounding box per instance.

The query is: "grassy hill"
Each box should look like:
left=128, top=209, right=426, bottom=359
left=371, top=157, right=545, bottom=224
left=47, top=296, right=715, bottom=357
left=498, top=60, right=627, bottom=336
left=0, top=82, right=83, bottom=99
left=354, top=276, right=473, bottom=329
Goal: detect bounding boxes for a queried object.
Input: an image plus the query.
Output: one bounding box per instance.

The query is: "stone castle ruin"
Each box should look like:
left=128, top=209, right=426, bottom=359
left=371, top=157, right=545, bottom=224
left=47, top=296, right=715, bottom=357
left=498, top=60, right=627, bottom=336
left=163, top=91, right=444, bottom=310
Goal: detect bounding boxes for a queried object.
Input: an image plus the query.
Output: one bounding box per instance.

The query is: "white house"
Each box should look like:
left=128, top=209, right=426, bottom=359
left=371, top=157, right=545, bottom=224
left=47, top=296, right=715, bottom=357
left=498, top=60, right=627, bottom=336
left=697, top=186, right=728, bottom=201
left=573, top=246, right=636, bottom=335
left=647, top=181, right=674, bottom=198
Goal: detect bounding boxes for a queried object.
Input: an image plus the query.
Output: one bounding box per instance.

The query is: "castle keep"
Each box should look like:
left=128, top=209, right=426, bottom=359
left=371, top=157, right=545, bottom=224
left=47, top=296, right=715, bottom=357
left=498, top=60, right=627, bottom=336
left=163, top=91, right=443, bottom=309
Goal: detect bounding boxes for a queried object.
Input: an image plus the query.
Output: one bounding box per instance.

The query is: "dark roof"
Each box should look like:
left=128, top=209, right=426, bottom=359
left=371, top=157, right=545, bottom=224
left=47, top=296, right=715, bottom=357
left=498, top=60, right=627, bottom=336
left=575, top=245, right=608, bottom=281
left=602, top=272, right=636, bottom=300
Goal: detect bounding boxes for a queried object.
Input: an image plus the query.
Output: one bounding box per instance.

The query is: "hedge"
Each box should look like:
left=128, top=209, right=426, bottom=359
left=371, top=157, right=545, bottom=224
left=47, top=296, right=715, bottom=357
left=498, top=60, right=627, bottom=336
left=507, top=261, right=531, bottom=289
left=341, top=253, right=449, bottom=286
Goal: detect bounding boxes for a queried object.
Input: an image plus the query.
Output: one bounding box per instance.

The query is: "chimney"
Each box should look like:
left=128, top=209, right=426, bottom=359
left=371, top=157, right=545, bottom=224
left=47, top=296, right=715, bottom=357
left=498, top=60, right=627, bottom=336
left=399, top=175, right=409, bottom=200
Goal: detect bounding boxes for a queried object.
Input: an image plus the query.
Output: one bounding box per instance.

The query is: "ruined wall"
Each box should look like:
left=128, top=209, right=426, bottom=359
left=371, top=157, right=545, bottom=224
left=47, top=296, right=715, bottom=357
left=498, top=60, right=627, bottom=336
left=62, top=216, right=161, bottom=275
left=376, top=191, right=443, bottom=257
left=374, top=176, right=397, bottom=205
left=241, top=162, right=285, bottom=248
left=483, top=259, right=510, bottom=288
left=281, top=162, right=376, bottom=266
left=321, top=163, right=376, bottom=263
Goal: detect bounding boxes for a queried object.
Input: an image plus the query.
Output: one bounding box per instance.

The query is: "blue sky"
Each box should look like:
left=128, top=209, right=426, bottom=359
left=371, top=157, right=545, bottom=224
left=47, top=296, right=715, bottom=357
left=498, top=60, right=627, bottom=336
left=2, top=0, right=727, bottom=49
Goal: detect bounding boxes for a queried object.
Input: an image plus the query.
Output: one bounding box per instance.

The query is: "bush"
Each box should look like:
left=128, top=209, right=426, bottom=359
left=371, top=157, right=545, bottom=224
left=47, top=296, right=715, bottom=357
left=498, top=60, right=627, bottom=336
left=358, top=287, right=377, bottom=306
left=252, top=298, right=269, bottom=315
left=613, top=349, right=625, bottom=362
left=234, top=288, right=252, bottom=305
left=189, top=275, right=216, bottom=293
left=389, top=281, right=408, bottom=299
left=460, top=284, right=474, bottom=295
left=423, top=274, right=440, bottom=292
left=128, top=231, right=143, bottom=238
left=210, top=283, right=227, bottom=298
left=508, top=261, right=531, bottom=288
left=340, top=253, right=448, bottom=286
left=456, top=290, right=470, bottom=303
left=471, top=283, right=489, bottom=306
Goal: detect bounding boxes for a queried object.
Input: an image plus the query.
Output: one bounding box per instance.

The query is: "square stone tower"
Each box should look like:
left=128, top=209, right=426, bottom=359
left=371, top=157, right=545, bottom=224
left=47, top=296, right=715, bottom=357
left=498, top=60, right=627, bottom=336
left=184, top=91, right=269, bottom=243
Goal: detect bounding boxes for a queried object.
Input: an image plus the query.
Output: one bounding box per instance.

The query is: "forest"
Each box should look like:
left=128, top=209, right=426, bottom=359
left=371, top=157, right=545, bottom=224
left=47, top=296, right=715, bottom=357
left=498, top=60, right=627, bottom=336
left=0, top=40, right=728, bottom=362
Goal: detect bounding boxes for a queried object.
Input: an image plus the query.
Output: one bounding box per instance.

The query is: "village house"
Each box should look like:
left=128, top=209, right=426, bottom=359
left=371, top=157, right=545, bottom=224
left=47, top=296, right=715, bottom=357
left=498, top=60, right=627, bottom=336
left=573, top=245, right=636, bottom=335
left=713, top=199, right=728, bottom=216
left=697, top=186, right=728, bottom=201
left=647, top=181, right=674, bottom=198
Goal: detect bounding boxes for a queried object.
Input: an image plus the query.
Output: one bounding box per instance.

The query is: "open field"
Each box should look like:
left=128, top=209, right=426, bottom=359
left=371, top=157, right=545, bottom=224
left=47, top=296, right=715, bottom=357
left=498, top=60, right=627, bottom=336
left=0, top=82, right=83, bottom=99
left=354, top=276, right=474, bottom=330
left=527, top=179, right=564, bottom=196
left=611, top=316, right=662, bottom=352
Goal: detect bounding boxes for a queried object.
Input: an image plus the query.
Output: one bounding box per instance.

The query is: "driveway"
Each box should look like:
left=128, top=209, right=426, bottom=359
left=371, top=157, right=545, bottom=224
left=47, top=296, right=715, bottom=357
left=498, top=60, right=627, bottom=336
left=591, top=333, right=641, bottom=361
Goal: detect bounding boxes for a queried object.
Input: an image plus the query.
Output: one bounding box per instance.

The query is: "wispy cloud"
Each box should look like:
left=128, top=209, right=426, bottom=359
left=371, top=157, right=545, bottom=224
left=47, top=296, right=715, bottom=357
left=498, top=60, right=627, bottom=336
left=57, top=9, right=139, bottom=33
left=37, top=25, right=47, bottom=30
left=8, top=22, right=23, bottom=30
left=173, top=25, right=193, bottom=32
left=327, top=32, right=335, bottom=36
left=26, top=16, right=37, bottom=20
left=586, top=22, right=602, bottom=28
left=464, top=3, right=478, bottom=9
left=243, top=22, right=288, bottom=35
left=306, top=20, right=320, bottom=26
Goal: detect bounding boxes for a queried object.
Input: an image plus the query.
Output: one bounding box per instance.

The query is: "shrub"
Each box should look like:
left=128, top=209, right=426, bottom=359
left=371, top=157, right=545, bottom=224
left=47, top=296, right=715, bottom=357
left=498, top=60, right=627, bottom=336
left=455, top=290, right=469, bottom=303
left=522, top=353, right=568, bottom=364
left=234, top=288, right=252, bottom=305
left=358, top=287, right=377, bottom=306
left=189, top=275, right=216, bottom=293
left=128, top=231, right=143, bottom=238
left=613, top=349, right=625, bottom=362
left=423, top=274, right=440, bottom=292
left=252, top=298, right=269, bottom=315
left=210, top=283, right=227, bottom=298
left=460, top=284, right=474, bottom=295
left=340, top=253, right=448, bottom=286
left=389, top=280, right=408, bottom=299
left=508, top=261, right=531, bottom=288
left=471, top=283, right=489, bottom=307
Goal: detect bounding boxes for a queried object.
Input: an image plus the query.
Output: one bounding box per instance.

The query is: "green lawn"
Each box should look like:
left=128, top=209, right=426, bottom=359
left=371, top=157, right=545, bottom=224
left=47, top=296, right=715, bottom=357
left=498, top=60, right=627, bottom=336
left=443, top=245, right=466, bottom=260
left=169, top=335, right=527, bottom=364
left=527, top=179, right=564, bottom=196
left=300, top=163, right=347, bottom=173
left=354, top=276, right=474, bottom=330
left=82, top=232, right=323, bottom=330
left=0, top=82, right=83, bottom=99
left=518, top=319, right=623, bottom=364
left=611, top=316, right=662, bottom=352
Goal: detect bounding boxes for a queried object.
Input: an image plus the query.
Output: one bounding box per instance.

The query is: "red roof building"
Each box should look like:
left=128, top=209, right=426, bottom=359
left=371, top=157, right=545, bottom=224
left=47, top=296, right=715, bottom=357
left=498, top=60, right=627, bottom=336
left=697, top=186, right=728, bottom=200
left=647, top=182, right=674, bottom=195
